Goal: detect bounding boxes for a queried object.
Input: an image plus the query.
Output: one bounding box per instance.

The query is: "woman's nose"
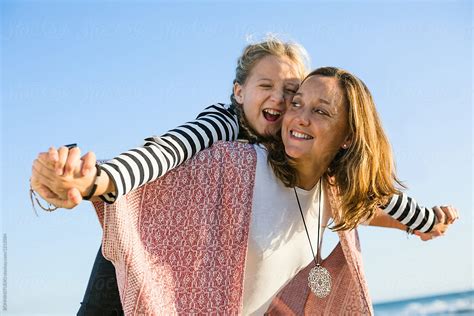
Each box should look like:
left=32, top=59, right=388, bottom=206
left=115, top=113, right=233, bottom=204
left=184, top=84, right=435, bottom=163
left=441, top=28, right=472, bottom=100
left=294, top=110, right=310, bottom=126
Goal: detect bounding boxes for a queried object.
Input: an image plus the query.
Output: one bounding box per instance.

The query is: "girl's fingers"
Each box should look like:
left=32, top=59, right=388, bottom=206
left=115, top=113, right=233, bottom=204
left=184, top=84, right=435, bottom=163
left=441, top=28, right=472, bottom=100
left=64, top=147, right=81, bottom=177
left=55, top=146, right=70, bottom=176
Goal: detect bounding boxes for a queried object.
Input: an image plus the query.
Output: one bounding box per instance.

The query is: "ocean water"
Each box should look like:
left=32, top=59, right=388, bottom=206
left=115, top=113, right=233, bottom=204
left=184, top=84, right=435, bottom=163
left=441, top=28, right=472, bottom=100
left=373, top=290, right=474, bottom=315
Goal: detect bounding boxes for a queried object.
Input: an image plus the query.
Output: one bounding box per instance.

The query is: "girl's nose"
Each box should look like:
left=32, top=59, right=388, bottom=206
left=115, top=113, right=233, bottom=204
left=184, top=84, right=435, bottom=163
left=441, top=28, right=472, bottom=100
left=270, top=90, right=285, bottom=105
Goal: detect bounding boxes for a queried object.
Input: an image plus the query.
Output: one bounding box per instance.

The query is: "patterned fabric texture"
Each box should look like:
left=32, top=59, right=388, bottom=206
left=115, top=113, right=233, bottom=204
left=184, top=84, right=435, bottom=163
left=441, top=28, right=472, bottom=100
left=94, top=142, right=257, bottom=314
left=265, top=184, right=373, bottom=316
left=93, top=141, right=373, bottom=315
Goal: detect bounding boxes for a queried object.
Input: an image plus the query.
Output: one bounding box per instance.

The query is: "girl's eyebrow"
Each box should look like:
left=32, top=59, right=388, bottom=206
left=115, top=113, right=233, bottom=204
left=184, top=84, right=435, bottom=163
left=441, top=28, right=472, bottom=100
left=286, top=82, right=299, bottom=88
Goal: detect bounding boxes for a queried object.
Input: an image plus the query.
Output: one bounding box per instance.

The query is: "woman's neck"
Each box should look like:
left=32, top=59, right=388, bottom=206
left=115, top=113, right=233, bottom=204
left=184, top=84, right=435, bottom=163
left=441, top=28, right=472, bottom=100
left=295, top=162, right=325, bottom=191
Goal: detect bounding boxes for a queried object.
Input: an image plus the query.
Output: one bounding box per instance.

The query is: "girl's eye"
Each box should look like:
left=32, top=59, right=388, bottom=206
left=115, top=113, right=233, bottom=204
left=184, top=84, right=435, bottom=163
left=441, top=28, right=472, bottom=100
left=260, top=84, right=272, bottom=88
left=285, top=89, right=297, bottom=95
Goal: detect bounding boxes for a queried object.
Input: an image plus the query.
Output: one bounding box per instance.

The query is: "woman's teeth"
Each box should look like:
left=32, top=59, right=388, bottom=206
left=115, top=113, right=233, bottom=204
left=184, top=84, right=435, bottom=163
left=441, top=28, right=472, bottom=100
left=290, top=130, right=313, bottom=140
left=262, top=109, right=282, bottom=122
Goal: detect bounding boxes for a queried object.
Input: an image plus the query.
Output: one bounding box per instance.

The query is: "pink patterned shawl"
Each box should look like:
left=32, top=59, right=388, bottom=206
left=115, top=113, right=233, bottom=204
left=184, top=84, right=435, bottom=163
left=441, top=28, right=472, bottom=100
left=266, top=184, right=374, bottom=315
left=93, top=141, right=373, bottom=315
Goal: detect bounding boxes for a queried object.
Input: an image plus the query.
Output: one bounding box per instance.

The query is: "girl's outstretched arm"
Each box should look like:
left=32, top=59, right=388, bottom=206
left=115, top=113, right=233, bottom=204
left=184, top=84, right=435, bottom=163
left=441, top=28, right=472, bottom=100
left=34, top=103, right=239, bottom=207
left=99, top=103, right=238, bottom=203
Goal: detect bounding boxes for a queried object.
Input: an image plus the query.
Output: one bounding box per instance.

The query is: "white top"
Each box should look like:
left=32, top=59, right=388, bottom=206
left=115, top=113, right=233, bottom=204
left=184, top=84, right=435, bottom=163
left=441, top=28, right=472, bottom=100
left=242, top=145, right=326, bottom=315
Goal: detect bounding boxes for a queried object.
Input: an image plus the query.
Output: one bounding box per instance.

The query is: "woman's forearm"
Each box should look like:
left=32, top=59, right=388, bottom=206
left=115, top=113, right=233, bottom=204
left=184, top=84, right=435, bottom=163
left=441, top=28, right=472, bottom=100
left=369, top=209, right=407, bottom=231
left=380, top=193, right=435, bottom=233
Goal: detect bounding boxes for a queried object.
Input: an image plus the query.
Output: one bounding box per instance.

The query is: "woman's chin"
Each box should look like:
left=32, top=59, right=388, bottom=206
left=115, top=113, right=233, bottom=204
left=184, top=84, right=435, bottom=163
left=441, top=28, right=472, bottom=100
left=284, top=147, right=303, bottom=160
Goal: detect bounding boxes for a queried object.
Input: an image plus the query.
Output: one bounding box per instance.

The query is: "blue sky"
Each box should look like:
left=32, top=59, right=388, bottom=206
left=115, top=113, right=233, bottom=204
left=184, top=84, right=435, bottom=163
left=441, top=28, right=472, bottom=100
left=2, top=1, right=472, bottom=314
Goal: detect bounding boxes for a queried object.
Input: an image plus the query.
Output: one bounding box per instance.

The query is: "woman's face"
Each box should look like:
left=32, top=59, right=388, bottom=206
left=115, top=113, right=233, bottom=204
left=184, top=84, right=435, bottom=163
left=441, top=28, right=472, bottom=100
left=233, top=55, right=301, bottom=136
left=282, top=75, right=351, bottom=172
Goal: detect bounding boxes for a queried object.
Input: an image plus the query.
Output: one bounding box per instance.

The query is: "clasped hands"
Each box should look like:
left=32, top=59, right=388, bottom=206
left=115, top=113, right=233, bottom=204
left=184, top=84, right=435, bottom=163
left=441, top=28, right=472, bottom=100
left=31, top=146, right=98, bottom=209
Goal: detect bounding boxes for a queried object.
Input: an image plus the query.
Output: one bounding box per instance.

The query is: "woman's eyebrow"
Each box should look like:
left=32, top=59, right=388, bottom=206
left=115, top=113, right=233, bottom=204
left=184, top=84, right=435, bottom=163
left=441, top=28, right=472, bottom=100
left=318, top=98, right=330, bottom=105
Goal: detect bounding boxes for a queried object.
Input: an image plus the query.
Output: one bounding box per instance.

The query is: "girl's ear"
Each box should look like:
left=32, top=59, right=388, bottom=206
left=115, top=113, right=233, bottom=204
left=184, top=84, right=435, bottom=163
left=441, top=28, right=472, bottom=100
left=233, top=82, right=244, bottom=104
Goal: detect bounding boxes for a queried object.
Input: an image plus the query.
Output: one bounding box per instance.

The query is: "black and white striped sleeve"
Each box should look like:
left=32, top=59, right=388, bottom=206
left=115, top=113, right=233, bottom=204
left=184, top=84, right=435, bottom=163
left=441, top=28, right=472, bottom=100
left=382, top=193, right=436, bottom=233
left=98, top=103, right=239, bottom=203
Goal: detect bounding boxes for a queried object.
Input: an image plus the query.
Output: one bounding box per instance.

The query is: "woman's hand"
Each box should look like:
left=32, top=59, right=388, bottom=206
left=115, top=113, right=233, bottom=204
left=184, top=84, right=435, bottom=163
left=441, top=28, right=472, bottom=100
left=414, top=205, right=458, bottom=241
left=31, top=146, right=97, bottom=209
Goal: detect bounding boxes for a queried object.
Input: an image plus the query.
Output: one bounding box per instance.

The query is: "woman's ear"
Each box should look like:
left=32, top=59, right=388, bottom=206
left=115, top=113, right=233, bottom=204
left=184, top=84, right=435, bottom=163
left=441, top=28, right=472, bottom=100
left=341, top=134, right=353, bottom=149
left=233, top=82, right=244, bottom=104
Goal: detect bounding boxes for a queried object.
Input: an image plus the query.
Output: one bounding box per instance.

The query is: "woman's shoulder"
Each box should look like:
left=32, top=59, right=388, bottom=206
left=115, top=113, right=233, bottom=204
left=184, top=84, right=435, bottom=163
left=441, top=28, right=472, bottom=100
left=207, top=140, right=256, bottom=156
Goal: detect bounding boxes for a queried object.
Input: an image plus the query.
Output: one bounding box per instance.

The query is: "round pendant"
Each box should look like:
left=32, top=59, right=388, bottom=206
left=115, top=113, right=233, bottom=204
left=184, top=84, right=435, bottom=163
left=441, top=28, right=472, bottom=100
left=308, top=264, right=332, bottom=298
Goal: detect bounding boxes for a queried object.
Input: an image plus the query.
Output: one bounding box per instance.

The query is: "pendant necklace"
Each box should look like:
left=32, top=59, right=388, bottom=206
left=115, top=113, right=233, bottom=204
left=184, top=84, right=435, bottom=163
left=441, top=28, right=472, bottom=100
left=293, top=179, right=332, bottom=298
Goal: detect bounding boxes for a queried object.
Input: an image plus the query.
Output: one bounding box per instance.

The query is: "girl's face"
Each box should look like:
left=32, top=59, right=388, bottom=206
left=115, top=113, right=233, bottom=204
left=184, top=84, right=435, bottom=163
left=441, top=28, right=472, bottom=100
left=233, top=55, right=301, bottom=136
left=282, top=75, right=351, bottom=173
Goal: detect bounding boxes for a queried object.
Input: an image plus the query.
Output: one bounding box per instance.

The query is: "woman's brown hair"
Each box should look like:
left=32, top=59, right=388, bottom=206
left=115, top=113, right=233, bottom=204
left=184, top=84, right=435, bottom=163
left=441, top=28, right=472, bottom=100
left=266, top=67, right=404, bottom=230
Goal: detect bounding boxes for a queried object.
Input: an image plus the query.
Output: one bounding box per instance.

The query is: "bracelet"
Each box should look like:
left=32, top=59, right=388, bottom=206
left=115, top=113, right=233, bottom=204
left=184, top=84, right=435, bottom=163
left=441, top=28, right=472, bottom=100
left=82, top=164, right=101, bottom=200
left=29, top=186, right=59, bottom=214
left=406, top=226, right=414, bottom=239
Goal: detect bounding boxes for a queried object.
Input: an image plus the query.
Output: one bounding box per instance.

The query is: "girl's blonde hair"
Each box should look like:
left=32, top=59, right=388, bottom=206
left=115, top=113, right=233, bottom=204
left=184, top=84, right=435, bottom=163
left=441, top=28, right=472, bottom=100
left=266, top=67, right=403, bottom=230
left=230, top=35, right=310, bottom=142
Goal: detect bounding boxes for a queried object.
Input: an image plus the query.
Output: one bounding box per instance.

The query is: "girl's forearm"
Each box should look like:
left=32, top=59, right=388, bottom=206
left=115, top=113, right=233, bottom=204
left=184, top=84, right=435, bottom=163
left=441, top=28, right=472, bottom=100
left=82, top=166, right=116, bottom=202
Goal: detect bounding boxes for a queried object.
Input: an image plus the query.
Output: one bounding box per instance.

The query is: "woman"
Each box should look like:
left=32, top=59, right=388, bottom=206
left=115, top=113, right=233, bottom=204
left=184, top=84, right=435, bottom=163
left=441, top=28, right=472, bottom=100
left=31, top=67, right=457, bottom=314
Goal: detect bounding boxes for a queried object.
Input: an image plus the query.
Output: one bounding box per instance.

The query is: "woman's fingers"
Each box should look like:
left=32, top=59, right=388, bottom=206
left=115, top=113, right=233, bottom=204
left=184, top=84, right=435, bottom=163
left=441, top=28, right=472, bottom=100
left=81, top=151, right=97, bottom=176
left=32, top=159, right=55, bottom=186
left=35, top=183, right=59, bottom=200
left=438, top=205, right=459, bottom=224
left=67, top=187, right=83, bottom=205
left=48, top=146, right=59, bottom=164
left=432, top=206, right=446, bottom=225
left=32, top=159, right=69, bottom=198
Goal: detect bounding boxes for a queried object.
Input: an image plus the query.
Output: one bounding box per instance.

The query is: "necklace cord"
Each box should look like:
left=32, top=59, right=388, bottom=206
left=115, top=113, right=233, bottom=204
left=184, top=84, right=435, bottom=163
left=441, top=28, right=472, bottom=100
left=293, top=179, right=323, bottom=267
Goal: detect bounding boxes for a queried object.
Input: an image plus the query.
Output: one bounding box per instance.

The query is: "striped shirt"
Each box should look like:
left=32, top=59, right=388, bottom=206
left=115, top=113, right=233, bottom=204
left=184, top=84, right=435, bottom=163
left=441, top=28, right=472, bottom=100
left=99, top=103, right=436, bottom=233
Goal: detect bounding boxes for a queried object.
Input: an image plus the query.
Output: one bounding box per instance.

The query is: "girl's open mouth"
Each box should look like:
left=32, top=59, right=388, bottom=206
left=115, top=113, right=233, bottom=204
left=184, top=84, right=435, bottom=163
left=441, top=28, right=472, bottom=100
left=263, top=109, right=282, bottom=122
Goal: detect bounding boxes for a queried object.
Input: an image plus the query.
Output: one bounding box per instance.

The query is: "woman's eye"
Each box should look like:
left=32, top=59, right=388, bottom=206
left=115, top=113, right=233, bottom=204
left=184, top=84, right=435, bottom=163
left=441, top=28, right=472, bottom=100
left=291, top=102, right=301, bottom=108
left=285, top=89, right=297, bottom=95
left=260, top=84, right=272, bottom=89
left=313, top=108, right=326, bottom=115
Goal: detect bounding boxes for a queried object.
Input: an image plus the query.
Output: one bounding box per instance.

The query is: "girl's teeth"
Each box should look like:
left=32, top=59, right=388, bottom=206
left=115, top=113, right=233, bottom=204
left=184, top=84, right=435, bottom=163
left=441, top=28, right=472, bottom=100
left=263, top=109, right=281, bottom=116
left=263, top=109, right=282, bottom=122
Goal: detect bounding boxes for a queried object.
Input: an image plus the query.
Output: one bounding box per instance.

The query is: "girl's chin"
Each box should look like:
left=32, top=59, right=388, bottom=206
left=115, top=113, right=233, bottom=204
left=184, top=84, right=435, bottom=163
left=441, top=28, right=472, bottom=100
left=259, top=125, right=279, bottom=137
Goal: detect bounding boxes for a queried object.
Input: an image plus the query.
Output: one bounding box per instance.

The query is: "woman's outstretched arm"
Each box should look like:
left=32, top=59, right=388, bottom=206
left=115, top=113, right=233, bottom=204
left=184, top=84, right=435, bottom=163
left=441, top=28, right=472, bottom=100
left=369, top=203, right=458, bottom=241
left=379, top=193, right=458, bottom=233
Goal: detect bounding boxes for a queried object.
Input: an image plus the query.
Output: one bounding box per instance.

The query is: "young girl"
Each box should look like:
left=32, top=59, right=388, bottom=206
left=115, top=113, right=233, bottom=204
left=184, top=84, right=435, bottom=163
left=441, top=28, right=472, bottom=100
left=32, top=38, right=456, bottom=314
